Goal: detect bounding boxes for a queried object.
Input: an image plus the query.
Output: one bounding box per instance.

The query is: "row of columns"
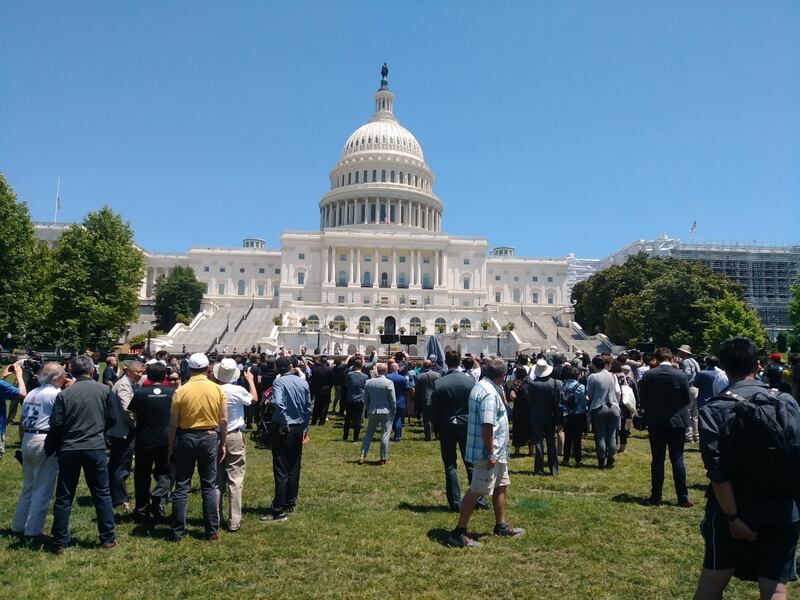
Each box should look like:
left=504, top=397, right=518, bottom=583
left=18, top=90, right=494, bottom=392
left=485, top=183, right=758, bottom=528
left=322, top=246, right=448, bottom=288
left=321, top=198, right=440, bottom=232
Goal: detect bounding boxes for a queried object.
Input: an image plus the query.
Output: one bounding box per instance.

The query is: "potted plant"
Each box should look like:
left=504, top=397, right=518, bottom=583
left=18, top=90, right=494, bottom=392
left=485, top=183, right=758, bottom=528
left=300, top=317, right=308, bottom=327
left=328, top=320, right=336, bottom=330
left=506, top=321, right=515, bottom=331
left=399, top=326, right=406, bottom=335
left=378, top=325, right=385, bottom=334
left=481, top=320, right=490, bottom=331
left=341, top=324, right=348, bottom=332
left=436, top=324, right=445, bottom=334
left=272, top=314, right=283, bottom=326
left=419, top=326, right=427, bottom=335
left=451, top=323, right=459, bottom=332
left=501, top=325, right=509, bottom=332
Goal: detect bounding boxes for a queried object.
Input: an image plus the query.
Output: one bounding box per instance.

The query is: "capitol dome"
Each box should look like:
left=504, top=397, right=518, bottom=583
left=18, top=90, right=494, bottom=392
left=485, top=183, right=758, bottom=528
left=318, top=66, right=442, bottom=233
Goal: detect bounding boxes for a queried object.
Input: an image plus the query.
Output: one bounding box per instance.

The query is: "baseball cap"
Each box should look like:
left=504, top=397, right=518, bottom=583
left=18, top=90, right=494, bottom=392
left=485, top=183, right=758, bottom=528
left=187, top=353, right=209, bottom=369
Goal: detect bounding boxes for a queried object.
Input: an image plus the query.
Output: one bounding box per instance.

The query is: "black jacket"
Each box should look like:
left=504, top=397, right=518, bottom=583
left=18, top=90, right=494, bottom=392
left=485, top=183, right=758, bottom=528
left=431, top=370, right=475, bottom=429
left=639, top=364, right=691, bottom=430
left=525, top=377, right=562, bottom=428
left=310, top=364, right=334, bottom=392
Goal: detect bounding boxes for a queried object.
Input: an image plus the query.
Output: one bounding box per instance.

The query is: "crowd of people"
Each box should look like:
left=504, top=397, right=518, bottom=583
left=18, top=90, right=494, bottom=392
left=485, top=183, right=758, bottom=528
left=2, top=338, right=800, bottom=598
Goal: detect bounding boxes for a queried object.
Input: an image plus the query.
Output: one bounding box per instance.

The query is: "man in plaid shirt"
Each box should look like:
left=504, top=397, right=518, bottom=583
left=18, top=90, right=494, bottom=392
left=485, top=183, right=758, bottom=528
left=448, top=357, right=525, bottom=548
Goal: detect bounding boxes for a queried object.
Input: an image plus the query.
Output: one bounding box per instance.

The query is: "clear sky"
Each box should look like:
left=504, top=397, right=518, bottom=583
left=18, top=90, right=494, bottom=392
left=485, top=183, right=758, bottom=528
left=2, top=1, right=798, bottom=259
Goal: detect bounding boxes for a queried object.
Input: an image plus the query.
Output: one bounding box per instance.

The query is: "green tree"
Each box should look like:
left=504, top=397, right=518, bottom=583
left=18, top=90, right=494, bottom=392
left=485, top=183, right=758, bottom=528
left=789, top=276, right=800, bottom=334
left=0, top=174, right=54, bottom=348
left=153, top=266, right=205, bottom=330
left=776, top=332, right=788, bottom=353
left=604, top=294, right=645, bottom=347
left=703, top=290, right=769, bottom=354
left=49, top=206, right=145, bottom=351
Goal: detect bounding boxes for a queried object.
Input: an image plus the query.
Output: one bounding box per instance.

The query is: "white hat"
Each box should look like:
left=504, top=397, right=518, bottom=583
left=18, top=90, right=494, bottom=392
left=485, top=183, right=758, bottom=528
left=146, top=358, right=158, bottom=365
left=533, top=359, right=553, bottom=378
left=213, top=358, right=239, bottom=384
left=187, top=353, right=209, bottom=369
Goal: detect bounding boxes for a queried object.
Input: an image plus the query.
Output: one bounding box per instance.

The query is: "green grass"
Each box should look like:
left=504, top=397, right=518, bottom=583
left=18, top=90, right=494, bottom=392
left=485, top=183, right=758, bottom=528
left=0, top=414, right=780, bottom=599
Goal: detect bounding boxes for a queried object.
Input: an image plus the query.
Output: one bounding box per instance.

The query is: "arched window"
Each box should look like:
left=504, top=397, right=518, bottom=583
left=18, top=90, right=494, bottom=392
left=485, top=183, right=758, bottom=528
left=307, top=314, right=320, bottom=329
left=358, top=315, right=371, bottom=334
left=363, top=271, right=372, bottom=287
left=363, top=170, right=368, bottom=182
left=237, top=280, right=246, bottom=296
left=355, top=171, right=359, bottom=183
left=333, top=315, right=346, bottom=331
left=460, top=318, right=472, bottom=331
left=380, top=272, right=389, bottom=288
left=398, top=272, right=406, bottom=288
left=512, top=288, right=521, bottom=303
left=372, top=170, right=377, bottom=182
left=370, top=203, right=376, bottom=222
left=410, top=317, right=422, bottom=334
left=422, top=273, right=431, bottom=289
left=380, top=204, right=387, bottom=223
left=381, top=170, right=386, bottom=182
left=463, top=276, right=470, bottom=290
left=390, top=170, right=395, bottom=182
left=434, top=317, right=447, bottom=331
left=347, top=173, right=351, bottom=185
left=338, top=271, right=346, bottom=287
left=399, top=171, right=404, bottom=184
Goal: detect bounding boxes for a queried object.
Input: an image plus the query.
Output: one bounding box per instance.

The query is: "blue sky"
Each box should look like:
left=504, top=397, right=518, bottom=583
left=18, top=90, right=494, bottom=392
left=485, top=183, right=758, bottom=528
left=2, top=2, right=798, bottom=258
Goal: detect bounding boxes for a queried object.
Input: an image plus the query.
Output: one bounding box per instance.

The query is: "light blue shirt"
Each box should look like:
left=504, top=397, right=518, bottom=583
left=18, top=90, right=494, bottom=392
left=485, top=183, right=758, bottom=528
left=271, top=374, right=312, bottom=432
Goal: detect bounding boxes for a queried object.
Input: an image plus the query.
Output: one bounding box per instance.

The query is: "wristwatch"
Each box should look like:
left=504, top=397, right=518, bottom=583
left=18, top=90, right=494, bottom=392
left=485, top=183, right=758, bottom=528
left=723, top=512, right=738, bottom=522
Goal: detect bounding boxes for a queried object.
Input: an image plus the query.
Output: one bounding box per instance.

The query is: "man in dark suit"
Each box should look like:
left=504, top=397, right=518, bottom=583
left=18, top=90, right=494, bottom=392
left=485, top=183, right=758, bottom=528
left=310, top=356, right=334, bottom=425
left=639, top=347, right=692, bottom=507
left=431, top=350, right=487, bottom=511
left=525, top=359, right=562, bottom=476
left=414, top=360, right=440, bottom=441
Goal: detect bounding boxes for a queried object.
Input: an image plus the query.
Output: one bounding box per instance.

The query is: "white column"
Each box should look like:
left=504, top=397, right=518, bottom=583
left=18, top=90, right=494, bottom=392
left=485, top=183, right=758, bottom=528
left=355, top=248, right=361, bottom=285
left=434, top=250, right=439, bottom=288
left=348, top=248, right=355, bottom=285
left=373, top=248, right=379, bottom=287
left=391, top=250, right=397, bottom=287
left=442, top=251, right=448, bottom=287
left=323, top=245, right=329, bottom=284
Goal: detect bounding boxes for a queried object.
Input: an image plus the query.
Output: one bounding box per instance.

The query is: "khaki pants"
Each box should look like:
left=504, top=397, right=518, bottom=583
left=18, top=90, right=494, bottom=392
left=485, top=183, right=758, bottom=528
left=686, top=387, right=699, bottom=443
left=217, top=430, right=246, bottom=530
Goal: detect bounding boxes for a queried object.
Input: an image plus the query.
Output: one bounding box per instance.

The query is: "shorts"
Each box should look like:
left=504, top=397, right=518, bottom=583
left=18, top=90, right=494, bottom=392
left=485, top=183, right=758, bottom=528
left=469, top=460, right=510, bottom=496
left=700, top=510, right=800, bottom=582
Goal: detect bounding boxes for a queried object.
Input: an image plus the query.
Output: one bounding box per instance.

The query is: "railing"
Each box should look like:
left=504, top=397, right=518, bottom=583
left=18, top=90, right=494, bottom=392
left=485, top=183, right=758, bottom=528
left=520, top=310, right=533, bottom=327
left=532, top=321, right=548, bottom=340
left=233, top=313, right=246, bottom=333
left=555, top=329, right=570, bottom=351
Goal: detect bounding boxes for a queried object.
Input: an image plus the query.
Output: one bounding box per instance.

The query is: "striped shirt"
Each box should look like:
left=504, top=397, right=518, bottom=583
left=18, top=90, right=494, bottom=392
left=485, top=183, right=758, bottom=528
left=465, top=379, right=509, bottom=464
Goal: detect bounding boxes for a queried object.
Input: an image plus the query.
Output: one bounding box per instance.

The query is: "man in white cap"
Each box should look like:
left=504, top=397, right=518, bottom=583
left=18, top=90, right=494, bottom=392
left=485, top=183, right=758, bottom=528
left=212, top=358, right=255, bottom=532
left=168, top=353, right=227, bottom=541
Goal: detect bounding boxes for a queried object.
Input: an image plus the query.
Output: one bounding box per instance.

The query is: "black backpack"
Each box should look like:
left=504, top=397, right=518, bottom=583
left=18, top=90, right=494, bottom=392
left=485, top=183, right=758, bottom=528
left=720, top=388, right=800, bottom=499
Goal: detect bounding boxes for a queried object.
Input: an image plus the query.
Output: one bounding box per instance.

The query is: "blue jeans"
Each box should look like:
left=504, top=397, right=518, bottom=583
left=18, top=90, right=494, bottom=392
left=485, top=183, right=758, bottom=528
left=171, top=430, right=219, bottom=539
left=51, top=449, right=116, bottom=546
left=392, top=401, right=406, bottom=441
left=591, top=405, right=620, bottom=464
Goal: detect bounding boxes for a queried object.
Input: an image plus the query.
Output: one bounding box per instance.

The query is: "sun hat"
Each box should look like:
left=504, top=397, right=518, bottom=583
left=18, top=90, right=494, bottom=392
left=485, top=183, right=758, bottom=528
left=533, top=358, right=553, bottom=378
left=677, top=345, right=693, bottom=356
left=213, top=358, right=239, bottom=384
left=187, top=352, right=209, bottom=369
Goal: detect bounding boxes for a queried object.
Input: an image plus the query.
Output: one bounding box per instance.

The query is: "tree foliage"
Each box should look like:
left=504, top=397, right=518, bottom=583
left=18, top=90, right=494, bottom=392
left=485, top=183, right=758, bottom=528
left=789, top=276, right=800, bottom=335
left=49, top=206, right=145, bottom=351
left=154, top=266, right=205, bottom=331
left=703, top=291, right=769, bottom=354
left=572, top=253, right=751, bottom=350
left=0, top=174, right=54, bottom=348
left=776, top=332, right=788, bottom=353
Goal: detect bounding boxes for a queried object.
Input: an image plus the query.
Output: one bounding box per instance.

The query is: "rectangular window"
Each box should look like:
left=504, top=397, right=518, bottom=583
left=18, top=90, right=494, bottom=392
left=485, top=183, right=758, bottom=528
left=340, top=254, right=346, bottom=261
left=257, top=284, right=265, bottom=296
left=547, top=295, right=554, bottom=305
left=258, top=268, right=265, bottom=274
left=399, top=256, right=406, bottom=263
left=370, top=204, right=376, bottom=222
left=275, top=268, right=281, bottom=275
left=299, top=253, right=305, bottom=260
left=390, top=205, right=396, bottom=222
left=495, top=292, right=501, bottom=303
left=532, top=276, right=539, bottom=282
left=218, top=283, right=226, bottom=295
left=495, top=275, right=500, bottom=281
left=338, top=295, right=345, bottom=304
left=364, top=255, right=371, bottom=262
left=423, top=257, right=430, bottom=264
left=463, top=258, right=470, bottom=265
left=532, top=293, right=539, bottom=304
left=220, top=267, right=226, bottom=273
left=203, top=266, right=210, bottom=272
left=381, top=256, right=388, bottom=262
left=297, top=272, right=305, bottom=285
left=547, top=276, right=553, bottom=282
left=363, top=295, right=370, bottom=304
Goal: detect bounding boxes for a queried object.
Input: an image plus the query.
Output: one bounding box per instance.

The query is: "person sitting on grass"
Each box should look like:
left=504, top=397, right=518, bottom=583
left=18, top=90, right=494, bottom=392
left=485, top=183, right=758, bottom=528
left=447, top=357, right=525, bottom=548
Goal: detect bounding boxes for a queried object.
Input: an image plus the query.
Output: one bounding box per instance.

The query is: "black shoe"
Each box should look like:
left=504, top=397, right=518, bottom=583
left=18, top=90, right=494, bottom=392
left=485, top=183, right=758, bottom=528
left=606, top=458, right=615, bottom=469
left=260, top=511, right=288, bottom=523
left=646, top=496, right=662, bottom=506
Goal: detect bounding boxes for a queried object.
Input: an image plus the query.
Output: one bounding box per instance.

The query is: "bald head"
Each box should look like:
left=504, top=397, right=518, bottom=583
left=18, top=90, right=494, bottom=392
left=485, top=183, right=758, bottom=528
left=390, top=363, right=400, bottom=373
left=423, top=359, right=432, bottom=369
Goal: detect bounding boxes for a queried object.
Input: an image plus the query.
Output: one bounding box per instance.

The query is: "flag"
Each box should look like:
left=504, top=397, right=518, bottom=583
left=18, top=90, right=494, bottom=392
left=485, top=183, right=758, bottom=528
left=689, top=220, right=696, bottom=233
left=56, top=192, right=61, bottom=210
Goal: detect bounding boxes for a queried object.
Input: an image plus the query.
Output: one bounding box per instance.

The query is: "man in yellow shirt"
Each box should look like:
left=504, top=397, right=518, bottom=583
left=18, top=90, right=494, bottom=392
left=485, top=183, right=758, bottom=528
left=168, top=353, right=227, bottom=541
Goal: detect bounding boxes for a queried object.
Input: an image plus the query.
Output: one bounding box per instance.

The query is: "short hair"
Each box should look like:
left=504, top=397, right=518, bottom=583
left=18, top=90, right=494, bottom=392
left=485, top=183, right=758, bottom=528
left=484, top=357, right=506, bottom=379
left=38, top=362, right=65, bottom=386
left=514, top=366, right=528, bottom=380
left=353, top=358, right=364, bottom=369
left=125, top=360, right=144, bottom=373
left=445, top=349, right=460, bottom=369
left=655, top=347, right=673, bottom=363
left=146, top=362, right=167, bottom=383
left=422, top=359, right=432, bottom=369
left=560, top=366, right=576, bottom=381
left=69, top=355, right=95, bottom=378
left=705, top=355, right=719, bottom=369
left=718, top=336, right=759, bottom=378
left=155, top=350, right=168, bottom=360
left=609, top=359, right=623, bottom=374
left=375, top=363, right=388, bottom=376
left=591, top=355, right=606, bottom=371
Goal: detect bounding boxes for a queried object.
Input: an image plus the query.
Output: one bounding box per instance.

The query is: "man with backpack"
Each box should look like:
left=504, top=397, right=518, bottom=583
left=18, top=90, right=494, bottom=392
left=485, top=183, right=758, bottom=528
left=693, top=336, right=800, bottom=600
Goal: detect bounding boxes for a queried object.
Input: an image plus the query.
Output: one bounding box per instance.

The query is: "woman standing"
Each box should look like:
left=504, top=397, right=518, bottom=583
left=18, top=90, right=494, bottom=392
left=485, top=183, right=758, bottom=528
left=509, top=365, right=532, bottom=457
left=561, top=366, right=587, bottom=467
left=586, top=356, right=621, bottom=469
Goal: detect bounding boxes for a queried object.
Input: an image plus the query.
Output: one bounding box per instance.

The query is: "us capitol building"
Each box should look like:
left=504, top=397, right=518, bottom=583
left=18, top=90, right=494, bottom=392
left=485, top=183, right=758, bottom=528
left=34, top=66, right=798, bottom=355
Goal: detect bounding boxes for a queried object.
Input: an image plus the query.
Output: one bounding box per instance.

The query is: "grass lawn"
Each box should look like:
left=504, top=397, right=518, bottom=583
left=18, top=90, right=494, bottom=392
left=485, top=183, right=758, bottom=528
left=0, top=411, right=781, bottom=599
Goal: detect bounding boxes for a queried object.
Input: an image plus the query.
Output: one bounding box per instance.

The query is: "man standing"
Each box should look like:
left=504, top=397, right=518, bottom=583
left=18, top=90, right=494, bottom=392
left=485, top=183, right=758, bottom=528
left=431, top=351, right=485, bottom=512
left=1, top=363, right=27, bottom=457
left=677, top=345, right=701, bottom=443
left=343, top=357, right=368, bottom=443
left=525, top=359, right=561, bottom=476
left=12, top=362, right=64, bottom=539
left=108, top=360, right=145, bottom=510
left=261, top=357, right=311, bottom=522
left=447, top=358, right=524, bottom=548
left=693, top=337, right=800, bottom=600
left=213, top=358, right=255, bottom=532
left=168, top=353, right=227, bottom=541
left=415, top=360, right=440, bottom=442
left=359, top=363, right=395, bottom=465
left=49, top=355, right=116, bottom=553
left=639, top=347, right=692, bottom=507
left=310, top=356, right=334, bottom=426
left=128, top=361, right=173, bottom=521
left=102, top=354, right=120, bottom=388
left=387, top=363, right=411, bottom=442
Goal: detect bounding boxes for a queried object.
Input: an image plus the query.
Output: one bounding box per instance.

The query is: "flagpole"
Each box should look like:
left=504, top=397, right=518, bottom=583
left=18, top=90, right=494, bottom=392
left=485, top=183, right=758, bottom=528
left=53, top=176, right=61, bottom=223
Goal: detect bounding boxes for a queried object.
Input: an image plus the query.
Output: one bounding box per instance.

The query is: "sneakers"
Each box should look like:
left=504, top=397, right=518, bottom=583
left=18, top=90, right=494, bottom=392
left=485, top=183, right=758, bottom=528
left=260, top=511, right=288, bottom=523
left=447, top=531, right=481, bottom=548
left=494, top=523, right=526, bottom=538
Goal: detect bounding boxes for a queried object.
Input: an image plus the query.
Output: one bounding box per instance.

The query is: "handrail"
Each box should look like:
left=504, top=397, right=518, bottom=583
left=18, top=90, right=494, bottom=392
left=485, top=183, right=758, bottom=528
left=532, top=321, right=548, bottom=339
left=520, top=311, right=533, bottom=327
left=555, top=329, right=570, bottom=351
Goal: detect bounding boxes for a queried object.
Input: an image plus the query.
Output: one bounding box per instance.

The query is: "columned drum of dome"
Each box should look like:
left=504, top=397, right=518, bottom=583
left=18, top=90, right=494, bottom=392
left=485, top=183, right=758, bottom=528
left=319, top=66, right=443, bottom=233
